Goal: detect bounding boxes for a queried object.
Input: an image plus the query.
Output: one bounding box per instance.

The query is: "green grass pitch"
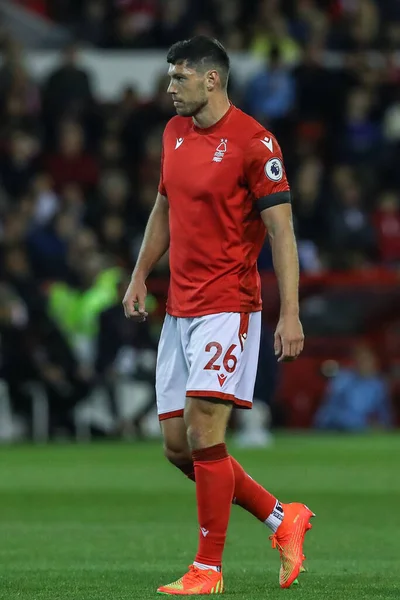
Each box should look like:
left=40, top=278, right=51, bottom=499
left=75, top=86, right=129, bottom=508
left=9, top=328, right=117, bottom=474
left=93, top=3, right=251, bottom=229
left=1, top=433, right=399, bottom=599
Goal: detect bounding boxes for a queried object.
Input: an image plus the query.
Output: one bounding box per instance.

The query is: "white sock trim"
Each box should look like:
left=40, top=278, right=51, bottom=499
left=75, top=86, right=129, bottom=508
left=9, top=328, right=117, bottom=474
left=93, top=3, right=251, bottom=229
left=264, top=501, right=284, bottom=533
left=193, top=561, right=220, bottom=572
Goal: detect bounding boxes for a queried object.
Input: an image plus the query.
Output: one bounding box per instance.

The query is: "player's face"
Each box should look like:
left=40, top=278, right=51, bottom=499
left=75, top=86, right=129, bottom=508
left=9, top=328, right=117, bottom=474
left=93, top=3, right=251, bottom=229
left=167, top=62, right=208, bottom=117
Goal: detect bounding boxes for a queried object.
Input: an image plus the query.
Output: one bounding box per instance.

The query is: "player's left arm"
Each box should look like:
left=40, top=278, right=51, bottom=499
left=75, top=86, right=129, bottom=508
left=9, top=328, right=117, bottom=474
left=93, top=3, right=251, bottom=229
left=261, top=203, right=304, bottom=362
left=244, top=133, right=304, bottom=362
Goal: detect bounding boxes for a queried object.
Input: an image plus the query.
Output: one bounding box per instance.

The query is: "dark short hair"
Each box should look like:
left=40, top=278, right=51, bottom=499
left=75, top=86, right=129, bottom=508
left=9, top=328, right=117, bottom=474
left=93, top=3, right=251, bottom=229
left=167, top=36, right=230, bottom=88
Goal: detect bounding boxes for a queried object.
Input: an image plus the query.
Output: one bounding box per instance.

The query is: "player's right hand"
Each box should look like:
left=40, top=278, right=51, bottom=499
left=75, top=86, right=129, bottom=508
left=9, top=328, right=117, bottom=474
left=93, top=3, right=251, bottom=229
left=122, top=278, right=149, bottom=322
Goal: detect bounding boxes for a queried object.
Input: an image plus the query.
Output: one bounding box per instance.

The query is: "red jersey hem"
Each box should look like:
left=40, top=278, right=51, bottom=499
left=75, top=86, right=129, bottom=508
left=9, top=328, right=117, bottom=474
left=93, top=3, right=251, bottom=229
left=187, top=390, right=252, bottom=409
left=166, top=304, right=262, bottom=318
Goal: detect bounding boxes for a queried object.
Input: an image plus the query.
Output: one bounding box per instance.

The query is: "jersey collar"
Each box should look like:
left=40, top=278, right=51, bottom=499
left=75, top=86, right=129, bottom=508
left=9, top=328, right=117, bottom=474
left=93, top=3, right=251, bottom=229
left=192, top=103, right=235, bottom=135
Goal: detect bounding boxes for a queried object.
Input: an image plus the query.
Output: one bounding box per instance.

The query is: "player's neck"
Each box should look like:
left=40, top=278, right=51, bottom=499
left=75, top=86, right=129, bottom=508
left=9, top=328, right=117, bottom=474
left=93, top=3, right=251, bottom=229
left=192, top=96, right=231, bottom=129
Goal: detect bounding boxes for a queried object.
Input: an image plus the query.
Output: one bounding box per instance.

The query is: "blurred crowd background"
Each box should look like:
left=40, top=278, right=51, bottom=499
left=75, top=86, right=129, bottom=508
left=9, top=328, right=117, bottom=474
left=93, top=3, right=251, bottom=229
left=0, top=0, right=399, bottom=444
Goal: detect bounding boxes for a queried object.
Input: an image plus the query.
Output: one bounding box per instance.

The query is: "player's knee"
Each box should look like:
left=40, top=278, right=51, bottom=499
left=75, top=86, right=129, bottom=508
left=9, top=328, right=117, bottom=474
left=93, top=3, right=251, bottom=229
left=185, top=397, right=229, bottom=450
left=186, top=424, right=210, bottom=450
left=163, top=444, right=191, bottom=467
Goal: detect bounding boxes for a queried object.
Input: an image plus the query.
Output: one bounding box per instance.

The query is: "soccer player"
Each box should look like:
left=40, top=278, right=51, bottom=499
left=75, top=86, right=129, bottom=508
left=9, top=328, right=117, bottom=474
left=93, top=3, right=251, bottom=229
left=123, top=36, right=314, bottom=596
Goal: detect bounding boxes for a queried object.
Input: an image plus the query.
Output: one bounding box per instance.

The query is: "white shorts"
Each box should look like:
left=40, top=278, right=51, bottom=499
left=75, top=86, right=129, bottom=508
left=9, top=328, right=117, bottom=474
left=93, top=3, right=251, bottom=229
left=156, top=312, right=261, bottom=420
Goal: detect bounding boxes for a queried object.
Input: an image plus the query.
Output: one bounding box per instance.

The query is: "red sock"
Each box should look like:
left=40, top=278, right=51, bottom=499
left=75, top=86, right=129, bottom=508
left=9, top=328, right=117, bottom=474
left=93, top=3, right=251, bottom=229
left=230, top=456, right=277, bottom=521
left=178, top=462, right=196, bottom=481
left=176, top=457, right=277, bottom=522
left=192, top=443, right=234, bottom=567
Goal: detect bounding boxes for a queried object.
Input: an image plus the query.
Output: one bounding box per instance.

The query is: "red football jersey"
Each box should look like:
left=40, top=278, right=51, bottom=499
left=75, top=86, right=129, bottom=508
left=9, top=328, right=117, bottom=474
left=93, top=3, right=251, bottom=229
left=158, top=104, right=290, bottom=317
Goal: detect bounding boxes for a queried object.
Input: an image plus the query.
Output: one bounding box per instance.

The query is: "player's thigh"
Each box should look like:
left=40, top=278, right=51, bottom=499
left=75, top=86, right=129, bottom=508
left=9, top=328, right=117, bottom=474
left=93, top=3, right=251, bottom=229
left=156, top=314, right=188, bottom=420
left=186, top=312, right=261, bottom=408
left=161, top=416, right=191, bottom=464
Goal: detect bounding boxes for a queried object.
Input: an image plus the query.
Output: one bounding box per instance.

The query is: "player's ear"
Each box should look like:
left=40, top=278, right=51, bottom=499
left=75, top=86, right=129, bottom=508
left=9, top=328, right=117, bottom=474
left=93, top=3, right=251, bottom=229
left=206, top=70, right=218, bottom=91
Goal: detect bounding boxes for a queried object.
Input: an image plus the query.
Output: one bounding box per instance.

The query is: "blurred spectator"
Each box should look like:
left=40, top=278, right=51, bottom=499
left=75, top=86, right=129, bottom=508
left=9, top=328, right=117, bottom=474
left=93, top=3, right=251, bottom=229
left=0, top=282, right=34, bottom=434
left=383, top=96, right=400, bottom=145
left=106, top=0, right=158, bottom=48
left=293, top=157, right=325, bottom=244
left=341, top=87, right=381, bottom=165
left=44, top=122, right=99, bottom=192
left=61, top=183, right=86, bottom=221
left=293, top=43, right=346, bottom=126
left=121, top=75, right=174, bottom=165
left=86, top=169, right=144, bottom=239
left=244, top=46, right=295, bottom=130
left=250, top=12, right=301, bottom=66
left=47, top=252, right=121, bottom=369
left=2, top=245, right=46, bottom=318
left=328, top=177, right=376, bottom=267
left=372, top=191, right=400, bottom=266
left=99, top=134, right=126, bottom=170
left=290, top=1, right=328, bottom=47
left=98, top=214, right=131, bottom=266
left=96, top=273, right=157, bottom=436
left=1, top=208, right=30, bottom=250
left=27, top=211, right=78, bottom=280
left=292, top=157, right=326, bottom=273
left=0, top=39, right=23, bottom=102
left=74, top=0, right=108, bottom=46
left=314, top=344, right=393, bottom=432
left=156, top=0, right=193, bottom=48
left=139, top=126, right=164, bottom=188
left=0, top=130, right=40, bottom=198
left=42, top=44, right=94, bottom=126
left=17, top=0, right=48, bottom=18
left=96, top=274, right=155, bottom=377
left=31, top=173, right=60, bottom=226
left=6, top=63, right=41, bottom=117
left=0, top=275, right=91, bottom=438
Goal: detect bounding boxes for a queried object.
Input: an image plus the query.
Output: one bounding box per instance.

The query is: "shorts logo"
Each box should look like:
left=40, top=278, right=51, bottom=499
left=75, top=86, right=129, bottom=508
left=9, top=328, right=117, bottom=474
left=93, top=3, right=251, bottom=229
left=265, top=158, right=283, bottom=181
left=217, top=373, right=227, bottom=387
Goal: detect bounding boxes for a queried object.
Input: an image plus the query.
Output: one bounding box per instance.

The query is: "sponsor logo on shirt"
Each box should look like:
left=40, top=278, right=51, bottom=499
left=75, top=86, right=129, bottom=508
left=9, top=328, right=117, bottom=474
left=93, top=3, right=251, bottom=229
left=175, top=137, right=184, bottom=149
left=213, top=138, right=228, bottom=162
left=265, top=157, right=283, bottom=181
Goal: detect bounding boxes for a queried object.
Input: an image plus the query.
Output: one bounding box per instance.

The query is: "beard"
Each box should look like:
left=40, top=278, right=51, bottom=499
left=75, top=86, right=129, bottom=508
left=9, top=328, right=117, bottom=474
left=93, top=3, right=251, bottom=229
left=174, top=86, right=208, bottom=117
left=175, top=100, right=207, bottom=117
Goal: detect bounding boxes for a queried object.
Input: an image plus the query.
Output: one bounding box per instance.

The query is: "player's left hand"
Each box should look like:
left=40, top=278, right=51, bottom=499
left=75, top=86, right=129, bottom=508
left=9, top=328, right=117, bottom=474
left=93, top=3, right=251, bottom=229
left=274, top=315, right=304, bottom=362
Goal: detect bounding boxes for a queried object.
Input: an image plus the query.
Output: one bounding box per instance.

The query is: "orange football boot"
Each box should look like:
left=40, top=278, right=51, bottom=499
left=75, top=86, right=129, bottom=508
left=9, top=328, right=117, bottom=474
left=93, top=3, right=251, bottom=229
left=270, top=503, right=315, bottom=588
left=300, top=554, right=307, bottom=573
left=292, top=555, right=307, bottom=585
left=157, top=565, right=224, bottom=595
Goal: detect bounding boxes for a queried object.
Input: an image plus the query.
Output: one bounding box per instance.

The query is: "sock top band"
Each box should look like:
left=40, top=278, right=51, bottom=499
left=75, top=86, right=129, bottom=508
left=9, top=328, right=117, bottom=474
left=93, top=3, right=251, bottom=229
left=192, top=443, right=228, bottom=462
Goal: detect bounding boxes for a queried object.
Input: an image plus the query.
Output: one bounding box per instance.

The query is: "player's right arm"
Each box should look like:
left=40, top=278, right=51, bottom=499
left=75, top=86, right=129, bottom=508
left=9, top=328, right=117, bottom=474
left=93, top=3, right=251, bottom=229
left=122, top=192, right=169, bottom=321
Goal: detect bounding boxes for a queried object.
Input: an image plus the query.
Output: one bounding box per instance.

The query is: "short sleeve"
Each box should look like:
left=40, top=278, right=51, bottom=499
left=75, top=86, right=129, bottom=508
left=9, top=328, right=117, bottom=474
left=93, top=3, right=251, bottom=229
left=244, top=133, right=291, bottom=212
left=158, top=140, right=166, bottom=197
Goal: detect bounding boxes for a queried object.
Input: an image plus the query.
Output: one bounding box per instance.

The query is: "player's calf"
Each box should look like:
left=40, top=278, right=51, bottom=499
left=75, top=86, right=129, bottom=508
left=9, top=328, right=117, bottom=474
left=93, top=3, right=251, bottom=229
left=164, top=446, right=195, bottom=480
left=162, top=416, right=195, bottom=479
